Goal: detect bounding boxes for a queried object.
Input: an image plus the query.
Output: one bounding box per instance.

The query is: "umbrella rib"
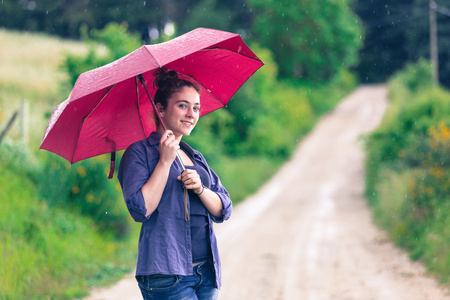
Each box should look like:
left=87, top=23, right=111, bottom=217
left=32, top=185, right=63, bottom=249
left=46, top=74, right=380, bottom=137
left=166, top=68, right=226, bottom=107
left=135, top=76, right=147, bottom=138
left=143, top=46, right=163, bottom=68
left=201, top=47, right=264, bottom=65
left=167, top=47, right=263, bottom=108
left=70, top=84, right=116, bottom=163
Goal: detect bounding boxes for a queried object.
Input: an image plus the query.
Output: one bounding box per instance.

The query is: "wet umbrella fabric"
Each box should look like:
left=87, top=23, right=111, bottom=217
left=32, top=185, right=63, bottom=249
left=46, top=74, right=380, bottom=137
left=40, top=28, right=263, bottom=173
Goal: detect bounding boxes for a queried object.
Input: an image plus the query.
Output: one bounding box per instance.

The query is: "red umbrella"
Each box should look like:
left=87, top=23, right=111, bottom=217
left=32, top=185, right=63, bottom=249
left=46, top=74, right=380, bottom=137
left=40, top=28, right=264, bottom=177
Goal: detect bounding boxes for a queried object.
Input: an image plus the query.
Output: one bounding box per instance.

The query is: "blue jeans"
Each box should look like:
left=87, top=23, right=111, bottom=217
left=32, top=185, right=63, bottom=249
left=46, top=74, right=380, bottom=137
left=136, top=259, right=218, bottom=300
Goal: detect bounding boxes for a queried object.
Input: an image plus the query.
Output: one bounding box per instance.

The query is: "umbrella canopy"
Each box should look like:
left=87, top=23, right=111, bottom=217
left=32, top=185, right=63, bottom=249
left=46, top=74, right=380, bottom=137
left=40, top=28, right=263, bottom=166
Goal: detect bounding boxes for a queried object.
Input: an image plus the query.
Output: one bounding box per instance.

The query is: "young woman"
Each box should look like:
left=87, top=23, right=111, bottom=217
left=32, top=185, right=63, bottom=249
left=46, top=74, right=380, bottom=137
left=118, top=68, right=232, bottom=300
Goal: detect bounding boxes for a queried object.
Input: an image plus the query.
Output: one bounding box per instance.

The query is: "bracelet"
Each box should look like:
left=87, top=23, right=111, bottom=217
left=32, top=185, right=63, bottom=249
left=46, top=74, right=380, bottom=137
left=196, top=185, right=205, bottom=195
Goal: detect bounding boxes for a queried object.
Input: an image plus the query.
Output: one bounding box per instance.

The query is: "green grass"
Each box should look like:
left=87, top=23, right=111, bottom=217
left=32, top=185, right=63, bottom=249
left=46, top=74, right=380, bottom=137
left=0, top=167, right=140, bottom=299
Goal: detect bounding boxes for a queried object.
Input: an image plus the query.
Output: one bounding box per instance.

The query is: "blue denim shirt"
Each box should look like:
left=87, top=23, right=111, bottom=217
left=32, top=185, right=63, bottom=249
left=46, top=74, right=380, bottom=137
left=118, top=132, right=232, bottom=289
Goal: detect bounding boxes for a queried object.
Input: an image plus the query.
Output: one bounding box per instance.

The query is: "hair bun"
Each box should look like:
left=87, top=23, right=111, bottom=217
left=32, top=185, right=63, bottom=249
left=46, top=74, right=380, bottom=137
left=153, top=68, right=178, bottom=89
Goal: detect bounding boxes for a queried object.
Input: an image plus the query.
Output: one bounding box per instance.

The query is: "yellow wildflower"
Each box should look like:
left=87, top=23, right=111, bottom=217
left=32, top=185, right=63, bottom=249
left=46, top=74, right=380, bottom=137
left=72, top=185, right=80, bottom=194
left=77, top=166, right=87, bottom=178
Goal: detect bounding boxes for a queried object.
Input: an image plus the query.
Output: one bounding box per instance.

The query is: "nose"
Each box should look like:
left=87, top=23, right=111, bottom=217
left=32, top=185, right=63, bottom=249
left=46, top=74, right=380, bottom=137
left=186, top=107, right=196, bottom=117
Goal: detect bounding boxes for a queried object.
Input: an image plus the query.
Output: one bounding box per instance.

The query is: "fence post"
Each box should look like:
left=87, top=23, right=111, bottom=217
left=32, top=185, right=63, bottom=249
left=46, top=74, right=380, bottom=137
left=430, top=0, right=439, bottom=85
left=0, top=111, right=19, bottom=145
left=21, top=100, right=29, bottom=144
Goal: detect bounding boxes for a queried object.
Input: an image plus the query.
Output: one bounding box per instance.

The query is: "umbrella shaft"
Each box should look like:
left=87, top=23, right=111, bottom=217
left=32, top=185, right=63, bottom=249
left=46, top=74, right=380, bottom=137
left=138, top=74, right=186, bottom=172
left=176, top=152, right=186, bottom=171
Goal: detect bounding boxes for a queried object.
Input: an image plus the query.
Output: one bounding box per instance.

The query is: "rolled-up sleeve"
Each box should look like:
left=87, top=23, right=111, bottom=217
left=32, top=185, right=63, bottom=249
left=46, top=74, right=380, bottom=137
left=118, top=142, right=156, bottom=223
left=207, top=166, right=232, bottom=223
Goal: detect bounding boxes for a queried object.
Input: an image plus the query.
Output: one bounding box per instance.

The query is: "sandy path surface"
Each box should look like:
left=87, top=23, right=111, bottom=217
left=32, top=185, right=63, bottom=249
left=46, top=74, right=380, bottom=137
left=83, top=85, right=450, bottom=300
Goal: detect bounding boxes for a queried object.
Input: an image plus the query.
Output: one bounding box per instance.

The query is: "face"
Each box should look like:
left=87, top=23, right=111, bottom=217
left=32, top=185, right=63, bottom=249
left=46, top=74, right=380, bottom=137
left=159, top=86, right=200, bottom=138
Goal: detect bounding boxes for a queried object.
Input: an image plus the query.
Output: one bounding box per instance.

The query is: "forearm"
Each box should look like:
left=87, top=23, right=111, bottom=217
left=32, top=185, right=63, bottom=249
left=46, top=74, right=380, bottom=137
left=141, top=160, right=171, bottom=217
left=198, top=186, right=223, bottom=218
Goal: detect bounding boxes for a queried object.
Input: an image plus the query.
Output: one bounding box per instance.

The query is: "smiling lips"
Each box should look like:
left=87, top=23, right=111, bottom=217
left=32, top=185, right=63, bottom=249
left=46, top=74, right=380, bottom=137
left=181, top=120, right=194, bottom=127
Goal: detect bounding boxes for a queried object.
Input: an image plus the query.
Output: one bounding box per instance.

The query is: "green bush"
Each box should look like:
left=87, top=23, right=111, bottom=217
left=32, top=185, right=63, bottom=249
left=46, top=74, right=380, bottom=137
left=0, top=167, right=136, bottom=299
left=406, top=121, right=450, bottom=220
left=187, top=46, right=356, bottom=163
left=68, top=155, right=130, bottom=238
left=38, top=153, right=130, bottom=238
left=63, top=22, right=142, bottom=87
left=365, top=60, right=450, bottom=282
left=0, top=140, right=40, bottom=182
left=308, top=68, right=358, bottom=115
left=390, top=59, right=433, bottom=94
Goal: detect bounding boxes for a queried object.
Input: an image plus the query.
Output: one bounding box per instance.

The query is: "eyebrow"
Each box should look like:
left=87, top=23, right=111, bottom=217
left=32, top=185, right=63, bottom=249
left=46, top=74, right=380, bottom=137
left=176, top=100, right=200, bottom=106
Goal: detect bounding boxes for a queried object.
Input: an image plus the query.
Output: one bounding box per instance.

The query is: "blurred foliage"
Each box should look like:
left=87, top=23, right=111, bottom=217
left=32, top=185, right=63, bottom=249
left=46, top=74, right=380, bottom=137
left=0, top=104, right=4, bottom=122
left=63, top=23, right=142, bottom=87
left=353, top=0, right=450, bottom=88
left=248, top=0, right=363, bottom=81
left=38, top=153, right=129, bottom=239
left=0, top=166, right=137, bottom=299
left=186, top=44, right=357, bottom=163
left=0, top=0, right=364, bottom=85
left=367, top=60, right=448, bottom=169
left=5, top=0, right=450, bottom=88
left=365, top=60, right=450, bottom=282
left=182, top=0, right=239, bottom=32
left=0, top=140, right=129, bottom=239
left=0, top=0, right=200, bottom=40
left=0, top=140, right=40, bottom=182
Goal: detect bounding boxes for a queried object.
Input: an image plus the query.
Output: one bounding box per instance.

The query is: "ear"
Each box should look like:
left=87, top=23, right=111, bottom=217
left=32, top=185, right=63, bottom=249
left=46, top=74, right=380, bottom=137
left=155, top=102, right=165, bottom=117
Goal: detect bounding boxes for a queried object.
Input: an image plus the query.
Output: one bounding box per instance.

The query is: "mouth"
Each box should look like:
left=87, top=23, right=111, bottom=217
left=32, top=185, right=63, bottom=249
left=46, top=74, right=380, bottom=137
left=181, top=121, right=194, bottom=127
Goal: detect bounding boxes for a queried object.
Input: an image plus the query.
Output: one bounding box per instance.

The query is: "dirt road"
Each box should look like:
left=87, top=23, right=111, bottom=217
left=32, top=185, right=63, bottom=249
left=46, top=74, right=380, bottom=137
left=83, top=85, right=450, bottom=300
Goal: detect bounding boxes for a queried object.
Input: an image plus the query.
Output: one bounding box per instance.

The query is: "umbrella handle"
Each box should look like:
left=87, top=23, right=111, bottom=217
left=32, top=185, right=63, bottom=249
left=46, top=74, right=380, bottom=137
left=137, top=74, right=186, bottom=172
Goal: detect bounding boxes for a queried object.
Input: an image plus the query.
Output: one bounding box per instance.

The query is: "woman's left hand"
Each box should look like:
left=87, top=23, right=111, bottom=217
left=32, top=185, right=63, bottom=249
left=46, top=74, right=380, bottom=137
left=177, top=169, right=203, bottom=194
left=178, top=169, right=223, bottom=218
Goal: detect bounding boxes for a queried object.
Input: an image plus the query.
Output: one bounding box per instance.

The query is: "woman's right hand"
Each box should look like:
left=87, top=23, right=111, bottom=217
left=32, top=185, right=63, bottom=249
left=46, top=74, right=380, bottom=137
left=158, top=130, right=180, bottom=166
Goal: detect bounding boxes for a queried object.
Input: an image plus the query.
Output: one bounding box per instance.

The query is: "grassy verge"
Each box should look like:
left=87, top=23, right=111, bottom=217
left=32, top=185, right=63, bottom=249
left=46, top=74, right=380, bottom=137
left=365, top=60, right=450, bottom=283
left=0, top=166, right=140, bottom=299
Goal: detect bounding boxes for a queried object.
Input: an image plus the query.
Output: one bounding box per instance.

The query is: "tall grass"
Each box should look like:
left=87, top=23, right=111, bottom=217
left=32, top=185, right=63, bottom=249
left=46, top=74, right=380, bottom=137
left=0, top=165, right=140, bottom=299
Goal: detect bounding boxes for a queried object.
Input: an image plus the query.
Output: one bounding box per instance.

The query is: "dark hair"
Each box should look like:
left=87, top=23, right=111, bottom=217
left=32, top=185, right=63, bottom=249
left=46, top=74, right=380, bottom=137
left=153, top=68, right=200, bottom=110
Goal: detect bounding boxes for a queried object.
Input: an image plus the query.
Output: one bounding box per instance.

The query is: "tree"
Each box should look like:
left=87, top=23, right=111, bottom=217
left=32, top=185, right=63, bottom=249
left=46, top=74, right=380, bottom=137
left=247, top=0, right=362, bottom=82
left=407, top=0, right=450, bottom=87
left=0, top=0, right=201, bottom=40
left=63, top=23, right=142, bottom=87
left=353, top=0, right=419, bottom=83
left=353, top=0, right=450, bottom=87
left=178, top=0, right=252, bottom=34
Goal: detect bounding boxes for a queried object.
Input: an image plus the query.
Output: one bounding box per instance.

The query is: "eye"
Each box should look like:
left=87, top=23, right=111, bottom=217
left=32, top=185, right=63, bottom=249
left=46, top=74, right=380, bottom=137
left=178, top=104, right=187, bottom=109
left=193, top=106, right=200, bottom=112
